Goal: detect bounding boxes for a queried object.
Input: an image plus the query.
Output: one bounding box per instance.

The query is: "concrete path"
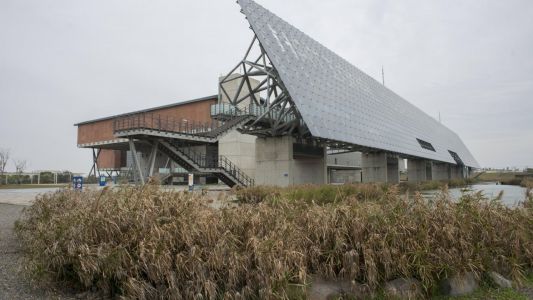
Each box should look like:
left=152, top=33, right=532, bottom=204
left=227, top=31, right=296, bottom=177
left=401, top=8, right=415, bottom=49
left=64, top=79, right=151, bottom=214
left=0, top=188, right=61, bottom=206
left=0, top=203, right=78, bottom=299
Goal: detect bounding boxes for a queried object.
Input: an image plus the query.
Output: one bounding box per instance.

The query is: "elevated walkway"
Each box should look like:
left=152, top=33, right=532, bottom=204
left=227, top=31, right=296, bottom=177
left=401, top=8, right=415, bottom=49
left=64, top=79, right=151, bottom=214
left=112, top=112, right=256, bottom=187
left=113, top=113, right=254, bottom=143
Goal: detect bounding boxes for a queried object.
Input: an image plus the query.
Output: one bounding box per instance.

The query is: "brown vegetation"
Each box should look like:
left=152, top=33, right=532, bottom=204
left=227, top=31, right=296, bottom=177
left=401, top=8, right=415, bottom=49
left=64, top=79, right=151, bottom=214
left=15, top=184, right=533, bottom=299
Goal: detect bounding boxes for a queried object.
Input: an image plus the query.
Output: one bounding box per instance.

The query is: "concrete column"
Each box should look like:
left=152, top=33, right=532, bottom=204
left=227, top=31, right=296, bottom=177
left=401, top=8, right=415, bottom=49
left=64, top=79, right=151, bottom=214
left=387, top=156, right=400, bottom=183
left=432, top=162, right=451, bottom=181
left=408, top=159, right=428, bottom=182
left=255, top=136, right=326, bottom=186
left=449, top=165, right=464, bottom=179
left=361, top=152, right=387, bottom=183
left=219, top=129, right=256, bottom=180
left=361, top=153, right=400, bottom=183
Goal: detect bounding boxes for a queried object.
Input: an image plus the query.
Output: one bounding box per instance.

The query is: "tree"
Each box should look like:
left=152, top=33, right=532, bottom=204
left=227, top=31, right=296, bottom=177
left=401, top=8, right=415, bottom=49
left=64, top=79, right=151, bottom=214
left=14, top=159, right=27, bottom=184
left=0, top=149, right=9, bottom=185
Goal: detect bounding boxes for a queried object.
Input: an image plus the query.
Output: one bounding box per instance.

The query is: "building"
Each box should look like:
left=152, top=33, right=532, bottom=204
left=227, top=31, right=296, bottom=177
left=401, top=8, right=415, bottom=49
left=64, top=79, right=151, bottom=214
left=75, top=0, right=478, bottom=187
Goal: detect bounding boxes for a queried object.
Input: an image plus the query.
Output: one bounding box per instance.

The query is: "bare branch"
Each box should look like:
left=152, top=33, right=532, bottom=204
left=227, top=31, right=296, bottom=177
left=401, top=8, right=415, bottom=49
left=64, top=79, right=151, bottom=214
left=0, top=148, right=10, bottom=176
left=14, top=159, right=27, bottom=175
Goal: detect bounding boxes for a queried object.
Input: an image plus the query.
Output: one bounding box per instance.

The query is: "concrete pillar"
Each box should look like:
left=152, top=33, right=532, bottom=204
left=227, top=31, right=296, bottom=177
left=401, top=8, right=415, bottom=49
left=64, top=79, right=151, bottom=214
left=408, top=159, right=429, bottom=182
left=218, top=129, right=256, bottom=180
left=432, top=162, right=451, bottom=181
left=255, top=136, right=326, bottom=186
left=361, top=152, right=399, bottom=183
left=387, top=156, right=400, bottom=183
left=449, top=165, right=464, bottom=179
left=362, top=152, right=387, bottom=183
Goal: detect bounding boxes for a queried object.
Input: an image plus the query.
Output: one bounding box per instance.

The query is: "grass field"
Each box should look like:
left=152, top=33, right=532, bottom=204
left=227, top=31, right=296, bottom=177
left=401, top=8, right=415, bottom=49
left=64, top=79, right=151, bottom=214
left=475, top=172, right=533, bottom=187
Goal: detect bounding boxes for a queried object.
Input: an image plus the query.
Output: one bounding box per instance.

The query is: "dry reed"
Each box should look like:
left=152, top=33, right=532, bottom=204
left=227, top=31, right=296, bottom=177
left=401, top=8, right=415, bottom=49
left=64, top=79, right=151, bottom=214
left=15, top=183, right=533, bottom=299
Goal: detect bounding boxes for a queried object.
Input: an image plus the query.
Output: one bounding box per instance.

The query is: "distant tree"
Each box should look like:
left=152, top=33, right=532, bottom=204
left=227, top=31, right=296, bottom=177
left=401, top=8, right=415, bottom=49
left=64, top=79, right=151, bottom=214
left=40, top=171, right=54, bottom=184
left=57, top=171, right=73, bottom=183
left=0, top=149, right=9, bottom=184
left=14, top=159, right=27, bottom=184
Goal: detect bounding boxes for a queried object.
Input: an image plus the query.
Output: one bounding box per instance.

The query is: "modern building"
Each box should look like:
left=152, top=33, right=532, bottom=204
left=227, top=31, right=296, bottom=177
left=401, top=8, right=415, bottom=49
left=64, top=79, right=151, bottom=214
left=75, top=0, right=478, bottom=187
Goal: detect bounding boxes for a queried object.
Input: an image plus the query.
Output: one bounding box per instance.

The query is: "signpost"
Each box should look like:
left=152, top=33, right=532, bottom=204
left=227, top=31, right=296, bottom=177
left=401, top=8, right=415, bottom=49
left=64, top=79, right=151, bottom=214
left=188, top=173, right=194, bottom=192
left=99, top=175, right=107, bottom=187
left=73, top=176, right=83, bottom=191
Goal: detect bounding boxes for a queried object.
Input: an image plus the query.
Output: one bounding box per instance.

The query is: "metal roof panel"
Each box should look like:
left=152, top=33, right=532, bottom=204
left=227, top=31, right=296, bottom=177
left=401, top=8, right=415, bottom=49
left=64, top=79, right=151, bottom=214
left=238, top=0, right=479, bottom=167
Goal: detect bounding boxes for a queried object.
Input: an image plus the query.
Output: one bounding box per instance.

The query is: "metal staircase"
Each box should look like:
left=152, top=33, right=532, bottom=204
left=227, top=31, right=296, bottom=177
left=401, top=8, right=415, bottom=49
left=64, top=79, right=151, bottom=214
left=197, top=115, right=254, bottom=138
left=157, top=140, right=254, bottom=188
left=113, top=111, right=256, bottom=187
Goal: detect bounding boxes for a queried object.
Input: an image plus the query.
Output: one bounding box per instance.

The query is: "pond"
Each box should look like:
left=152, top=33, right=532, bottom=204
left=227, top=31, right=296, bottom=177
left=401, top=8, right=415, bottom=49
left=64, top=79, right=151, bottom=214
left=420, top=182, right=530, bottom=207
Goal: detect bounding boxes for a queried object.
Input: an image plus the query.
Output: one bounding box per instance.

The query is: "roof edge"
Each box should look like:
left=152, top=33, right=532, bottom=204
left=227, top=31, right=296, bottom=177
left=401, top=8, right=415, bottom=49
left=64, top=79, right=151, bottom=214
left=74, top=94, right=218, bottom=126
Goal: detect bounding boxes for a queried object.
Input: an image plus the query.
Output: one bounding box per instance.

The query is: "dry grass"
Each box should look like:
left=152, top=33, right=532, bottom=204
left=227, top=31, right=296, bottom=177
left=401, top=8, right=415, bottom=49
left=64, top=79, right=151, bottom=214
left=15, top=183, right=533, bottom=299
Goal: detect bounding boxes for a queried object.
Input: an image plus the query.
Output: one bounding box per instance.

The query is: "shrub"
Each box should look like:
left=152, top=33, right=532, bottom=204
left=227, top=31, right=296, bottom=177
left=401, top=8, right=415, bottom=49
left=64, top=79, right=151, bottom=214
left=16, top=184, right=533, bottom=299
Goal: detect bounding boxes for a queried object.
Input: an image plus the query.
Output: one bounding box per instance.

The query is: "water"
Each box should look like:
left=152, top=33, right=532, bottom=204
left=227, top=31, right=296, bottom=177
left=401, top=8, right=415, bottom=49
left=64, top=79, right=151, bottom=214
left=420, top=183, right=529, bottom=207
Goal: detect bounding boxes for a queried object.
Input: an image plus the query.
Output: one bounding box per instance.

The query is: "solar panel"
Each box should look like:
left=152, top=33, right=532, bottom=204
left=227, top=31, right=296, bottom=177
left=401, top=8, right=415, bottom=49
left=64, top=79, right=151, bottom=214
left=237, top=0, right=479, bottom=168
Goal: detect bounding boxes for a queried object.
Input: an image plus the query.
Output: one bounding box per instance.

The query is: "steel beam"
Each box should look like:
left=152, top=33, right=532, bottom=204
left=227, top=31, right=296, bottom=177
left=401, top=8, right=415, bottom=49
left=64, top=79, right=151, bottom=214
left=128, top=139, right=145, bottom=185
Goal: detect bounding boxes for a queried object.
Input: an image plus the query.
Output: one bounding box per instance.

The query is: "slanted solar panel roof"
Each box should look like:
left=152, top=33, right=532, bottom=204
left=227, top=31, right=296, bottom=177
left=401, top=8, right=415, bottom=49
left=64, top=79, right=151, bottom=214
left=237, top=0, right=479, bottom=168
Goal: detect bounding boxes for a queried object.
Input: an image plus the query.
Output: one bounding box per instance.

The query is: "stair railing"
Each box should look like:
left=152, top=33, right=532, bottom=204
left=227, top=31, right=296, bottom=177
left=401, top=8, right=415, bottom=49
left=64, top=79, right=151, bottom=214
left=169, top=143, right=254, bottom=187
left=218, top=155, right=255, bottom=187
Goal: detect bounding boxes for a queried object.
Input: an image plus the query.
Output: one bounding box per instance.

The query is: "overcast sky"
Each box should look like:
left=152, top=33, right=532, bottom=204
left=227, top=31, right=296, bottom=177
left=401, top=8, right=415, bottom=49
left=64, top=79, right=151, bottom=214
left=1, top=0, right=532, bottom=172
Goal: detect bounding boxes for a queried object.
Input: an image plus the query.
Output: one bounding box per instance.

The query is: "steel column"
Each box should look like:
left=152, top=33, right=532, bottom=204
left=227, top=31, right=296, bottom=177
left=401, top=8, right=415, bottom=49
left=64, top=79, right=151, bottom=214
left=128, top=139, right=145, bottom=185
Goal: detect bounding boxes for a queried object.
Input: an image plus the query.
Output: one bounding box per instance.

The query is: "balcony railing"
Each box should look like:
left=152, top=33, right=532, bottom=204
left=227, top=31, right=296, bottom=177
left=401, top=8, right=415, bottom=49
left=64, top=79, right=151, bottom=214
left=113, top=113, right=222, bottom=135
left=211, top=103, right=297, bottom=123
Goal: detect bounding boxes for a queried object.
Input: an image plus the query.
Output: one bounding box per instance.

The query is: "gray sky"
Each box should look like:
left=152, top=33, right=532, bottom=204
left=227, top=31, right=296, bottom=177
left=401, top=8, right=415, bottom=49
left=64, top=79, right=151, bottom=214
left=1, top=0, right=532, bottom=172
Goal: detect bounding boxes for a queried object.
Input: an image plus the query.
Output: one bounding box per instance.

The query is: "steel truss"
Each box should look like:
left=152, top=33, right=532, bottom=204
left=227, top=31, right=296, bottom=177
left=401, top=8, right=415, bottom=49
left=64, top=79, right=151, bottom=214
left=218, top=35, right=309, bottom=138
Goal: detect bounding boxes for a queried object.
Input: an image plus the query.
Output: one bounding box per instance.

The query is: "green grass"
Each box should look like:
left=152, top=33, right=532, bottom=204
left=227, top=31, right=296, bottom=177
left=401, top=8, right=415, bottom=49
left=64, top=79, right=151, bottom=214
left=0, top=184, right=68, bottom=190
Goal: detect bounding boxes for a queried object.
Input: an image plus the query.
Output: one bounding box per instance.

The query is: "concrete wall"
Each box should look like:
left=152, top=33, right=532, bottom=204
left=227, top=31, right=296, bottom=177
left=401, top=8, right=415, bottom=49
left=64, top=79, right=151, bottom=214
left=329, top=169, right=362, bottom=184
left=255, top=136, right=326, bottom=186
left=218, top=129, right=257, bottom=179
left=327, top=152, right=362, bottom=167
left=361, top=152, right=387, bottom=182
left=408, top=159, right=428, bottom=182
left=387, top=157, right=400, bottom=183
left=361, top=152, right=400, bottom=183
left=219, top=74, right=259, bottom=110
left=450, top=165, right=464, bottom=179
left=432, top=162, right=451, bottom=181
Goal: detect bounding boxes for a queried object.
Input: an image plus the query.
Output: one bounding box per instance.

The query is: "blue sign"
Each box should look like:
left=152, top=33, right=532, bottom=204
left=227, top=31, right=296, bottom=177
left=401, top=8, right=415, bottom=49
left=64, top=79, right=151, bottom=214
left=99, top=175, right=107, bottom=187
left=73, top=176, right=83, bottom=191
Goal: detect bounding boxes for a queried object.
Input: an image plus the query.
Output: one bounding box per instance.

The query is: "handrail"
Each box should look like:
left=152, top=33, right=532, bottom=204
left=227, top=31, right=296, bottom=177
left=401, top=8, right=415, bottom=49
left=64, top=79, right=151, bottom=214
left=113, top=112, right=223, bottom=135
left=169, top=143, right=254, bottom=187
left=211, top=103, right=297, bottom=123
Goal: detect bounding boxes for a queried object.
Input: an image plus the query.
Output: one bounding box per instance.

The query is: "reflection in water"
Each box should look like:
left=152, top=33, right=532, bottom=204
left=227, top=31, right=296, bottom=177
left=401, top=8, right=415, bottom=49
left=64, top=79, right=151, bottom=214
left=420, top=183, right=529, bottom=207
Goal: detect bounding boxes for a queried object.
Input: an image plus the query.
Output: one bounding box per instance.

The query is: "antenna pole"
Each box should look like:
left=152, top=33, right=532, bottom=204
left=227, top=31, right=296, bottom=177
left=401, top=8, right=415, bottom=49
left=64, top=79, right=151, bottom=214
left=381, top=66, right=385, bottom=86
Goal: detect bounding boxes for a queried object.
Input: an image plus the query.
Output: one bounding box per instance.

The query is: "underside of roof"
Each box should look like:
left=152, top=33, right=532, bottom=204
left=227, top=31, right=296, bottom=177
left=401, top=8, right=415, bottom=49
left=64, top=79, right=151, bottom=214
left=237, top=0, right=479, bottom=168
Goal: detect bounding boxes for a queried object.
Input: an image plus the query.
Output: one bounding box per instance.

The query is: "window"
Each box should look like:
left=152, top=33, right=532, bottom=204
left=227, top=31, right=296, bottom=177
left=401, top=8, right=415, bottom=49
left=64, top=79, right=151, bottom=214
left=416, top=138, right=436, bottom=152
left=448, top=150, right=464, bottom=165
